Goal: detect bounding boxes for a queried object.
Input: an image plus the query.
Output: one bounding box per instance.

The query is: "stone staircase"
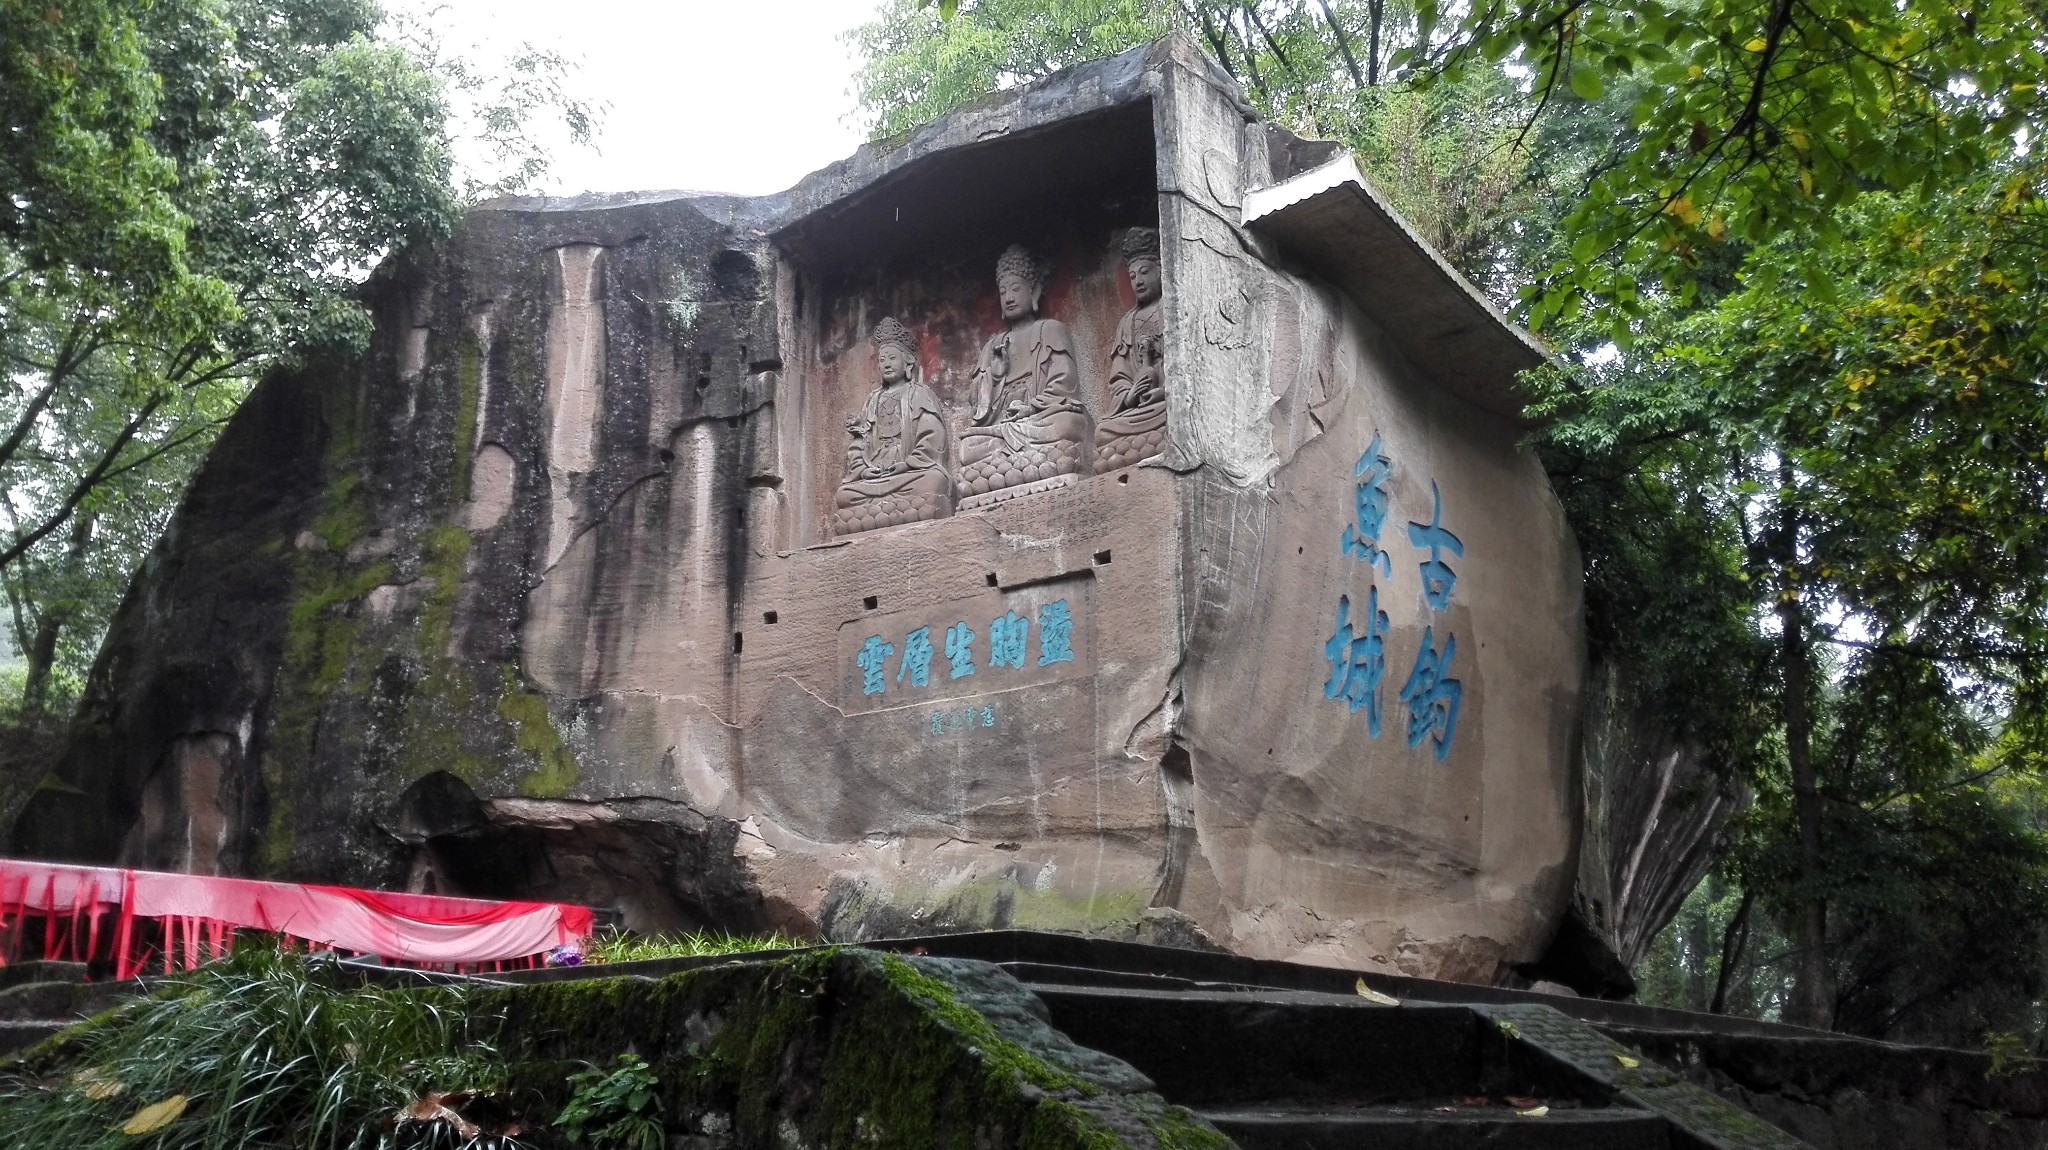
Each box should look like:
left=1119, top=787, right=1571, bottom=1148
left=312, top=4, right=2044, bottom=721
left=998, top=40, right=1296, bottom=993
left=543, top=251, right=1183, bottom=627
left=0, top=960, right=137, bottom=1057
left=485, top=931, right=1821, bottom=1149
left=10, top=928, right=2034, bottom=1147
left=994, top=958, right=1803, bottom=1149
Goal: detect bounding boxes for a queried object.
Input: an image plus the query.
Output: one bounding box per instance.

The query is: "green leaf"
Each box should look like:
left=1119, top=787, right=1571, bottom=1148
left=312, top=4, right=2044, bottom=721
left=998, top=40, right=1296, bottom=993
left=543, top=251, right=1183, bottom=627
left=1570, top=66, right=1607, bottom=101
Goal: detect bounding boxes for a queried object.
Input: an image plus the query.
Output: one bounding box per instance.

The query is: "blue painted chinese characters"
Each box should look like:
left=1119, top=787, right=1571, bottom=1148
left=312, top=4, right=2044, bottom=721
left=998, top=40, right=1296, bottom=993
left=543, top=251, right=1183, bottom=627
left=857, top=635, right=895, bottom=696
left=1406, top=481, right=1464, bottom=612
left=990, top=610, right=1030, bottom=670
left=930, top=704, right=998, bottom=734
left=1340, top=434, right=1395, bottom=578
left=1037, top=600, right=1075, bottom=665
left=1399, top=628, right=1462, bottom=760
left=1319, top=434, right=1467, bottom=760
left=1323, top=587, right=1389, bottom=737
left=851, top=599, right=1078, bottom=701
left=944, top=622, right=976, bottom=679
left=897, top=626, right=934, bottom=687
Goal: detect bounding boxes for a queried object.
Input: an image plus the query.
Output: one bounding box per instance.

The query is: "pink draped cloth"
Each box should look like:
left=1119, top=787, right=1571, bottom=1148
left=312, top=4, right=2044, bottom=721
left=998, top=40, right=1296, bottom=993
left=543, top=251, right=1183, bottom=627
left=0, top=859, right=593, bottom=978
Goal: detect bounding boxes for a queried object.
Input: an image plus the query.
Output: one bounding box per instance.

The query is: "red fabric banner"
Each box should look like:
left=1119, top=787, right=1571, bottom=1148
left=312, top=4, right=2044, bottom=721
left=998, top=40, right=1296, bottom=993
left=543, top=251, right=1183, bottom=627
left=0, top=859, right=592, bottom=978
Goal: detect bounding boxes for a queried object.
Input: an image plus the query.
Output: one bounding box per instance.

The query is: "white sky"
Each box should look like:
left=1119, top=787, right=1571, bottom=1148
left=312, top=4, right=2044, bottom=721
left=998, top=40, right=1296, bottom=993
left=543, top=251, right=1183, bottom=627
left=392, top=0, right=885, bottom=197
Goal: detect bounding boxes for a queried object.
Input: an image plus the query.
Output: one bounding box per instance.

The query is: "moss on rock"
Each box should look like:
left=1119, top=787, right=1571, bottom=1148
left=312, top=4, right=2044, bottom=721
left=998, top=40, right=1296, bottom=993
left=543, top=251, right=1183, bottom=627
left=451, top=335, right=482, bottom=505
left=483, top=947, right=1227, bottom=1149
left=497, top=667, right=580, bottom=797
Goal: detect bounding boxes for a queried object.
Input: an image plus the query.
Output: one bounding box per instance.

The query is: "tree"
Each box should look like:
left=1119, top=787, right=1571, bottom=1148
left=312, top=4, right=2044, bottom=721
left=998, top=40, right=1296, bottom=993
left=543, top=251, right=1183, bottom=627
left=1, top=0, right=201, bottom=325
left=0, top=0, right=598, bottom=820
left=1408, top=0, right=2048, bottom=334
left=1, top=0, right=453, bottom=740
left=1538, top=168, right=2048, bottom=1029
left=852, top=0, right=1174, bottom=138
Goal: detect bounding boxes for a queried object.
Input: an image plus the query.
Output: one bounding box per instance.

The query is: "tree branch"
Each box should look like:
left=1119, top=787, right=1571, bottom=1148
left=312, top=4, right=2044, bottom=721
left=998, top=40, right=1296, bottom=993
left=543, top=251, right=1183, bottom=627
left=1731, top=0, right=1799, bottom=148
left=1314, top=0, right=1366, bottom=87
left=1183, top=1, right=1239, bottom=79
left=0, top=395, right=165, bottom=574
left=0, top=319, right=101, bottom=474
left=1242, top=2, right=1295, bottom=78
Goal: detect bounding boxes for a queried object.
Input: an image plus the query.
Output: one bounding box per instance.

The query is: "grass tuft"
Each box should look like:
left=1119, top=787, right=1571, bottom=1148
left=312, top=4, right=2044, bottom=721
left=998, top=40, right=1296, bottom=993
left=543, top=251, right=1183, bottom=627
left=579, top=929, right=804, bottom=965
left=0, top=946, right=511, bottom=1149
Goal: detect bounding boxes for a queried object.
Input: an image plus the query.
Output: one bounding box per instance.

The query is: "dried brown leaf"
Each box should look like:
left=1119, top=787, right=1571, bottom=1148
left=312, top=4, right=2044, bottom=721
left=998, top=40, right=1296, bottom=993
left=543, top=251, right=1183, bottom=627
left=119, top=1095, right=188, bottom=1135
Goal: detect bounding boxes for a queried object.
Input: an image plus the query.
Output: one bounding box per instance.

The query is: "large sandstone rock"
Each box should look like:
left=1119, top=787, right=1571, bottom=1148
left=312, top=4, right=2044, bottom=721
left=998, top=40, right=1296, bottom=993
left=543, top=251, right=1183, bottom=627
left=17, top=38, right=1584, bottom=983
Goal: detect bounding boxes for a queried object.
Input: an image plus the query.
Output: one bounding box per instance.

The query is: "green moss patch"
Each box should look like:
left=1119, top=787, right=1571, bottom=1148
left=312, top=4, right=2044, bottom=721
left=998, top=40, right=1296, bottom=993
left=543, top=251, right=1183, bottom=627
left=497, top=666, right=580, bottom=797
left=5, top=948, right=1221, bottom=1149
left=484, top=948, right=1225, bottom=1149
left=451, top=336, right=482, bottom=503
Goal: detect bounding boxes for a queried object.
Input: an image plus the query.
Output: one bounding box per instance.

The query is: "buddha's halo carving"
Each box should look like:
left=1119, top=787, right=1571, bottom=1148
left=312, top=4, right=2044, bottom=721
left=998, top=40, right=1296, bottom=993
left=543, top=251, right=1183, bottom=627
left=830, top=317, right=952, bottom=536
left=1094, top=227, right=1167, bottom=471
left=956, top=245, right=1093, bottom=506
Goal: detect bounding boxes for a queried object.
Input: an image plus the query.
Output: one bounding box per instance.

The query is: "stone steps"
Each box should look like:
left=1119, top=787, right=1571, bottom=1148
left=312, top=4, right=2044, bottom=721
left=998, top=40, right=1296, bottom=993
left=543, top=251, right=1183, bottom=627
left=0, top=1019, right=69, bottom=1055
left=1203, top=1103, right=1672, bottom=1150
left=1006, top=971, right=1807, bottom=1150
left=0, top=962, right=141, bottom=1056
left=484, top=934, right=1819, bottom=1147
left=0, top=960, right=91, bottom=989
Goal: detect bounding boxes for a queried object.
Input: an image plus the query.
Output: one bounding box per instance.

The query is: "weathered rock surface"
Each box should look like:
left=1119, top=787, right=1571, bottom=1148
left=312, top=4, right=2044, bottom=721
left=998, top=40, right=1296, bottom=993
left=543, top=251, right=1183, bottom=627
left=16, top=38, right=1583, bottom=982
left=482, top=949, right=1226, bottom=1150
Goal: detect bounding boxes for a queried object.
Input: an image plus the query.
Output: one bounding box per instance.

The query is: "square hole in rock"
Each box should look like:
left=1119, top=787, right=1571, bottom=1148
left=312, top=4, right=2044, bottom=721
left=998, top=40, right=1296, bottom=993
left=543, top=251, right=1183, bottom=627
left=863, top=595, right=879, bottom=610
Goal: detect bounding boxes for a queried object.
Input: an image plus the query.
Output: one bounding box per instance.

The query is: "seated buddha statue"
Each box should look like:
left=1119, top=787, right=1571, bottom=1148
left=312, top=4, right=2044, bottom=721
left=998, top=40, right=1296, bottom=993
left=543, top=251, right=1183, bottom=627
left=830, top=317, right=952, bottom=535
left=1094, top=226, right=1168, bottom=470
left=956, top=244, right=1092, bottom=502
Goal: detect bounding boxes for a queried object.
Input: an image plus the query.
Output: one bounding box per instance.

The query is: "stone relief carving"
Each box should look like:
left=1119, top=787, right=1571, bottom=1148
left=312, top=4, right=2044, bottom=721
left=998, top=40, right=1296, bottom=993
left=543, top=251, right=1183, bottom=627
left=1094, top=227, right=1167, bottom=470
left=956, top=245, right=1092, bottom=506
left=831, top=317, right=952, bottom=536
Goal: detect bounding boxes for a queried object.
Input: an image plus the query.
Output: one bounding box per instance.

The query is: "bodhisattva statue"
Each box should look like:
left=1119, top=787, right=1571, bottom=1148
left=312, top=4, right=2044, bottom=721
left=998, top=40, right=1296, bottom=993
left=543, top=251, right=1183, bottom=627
left=830, top=317, right=952, bottom=536
left=1094, top=227, right=1167, bottom=470
left=957, top=245, right=1091, bottom=502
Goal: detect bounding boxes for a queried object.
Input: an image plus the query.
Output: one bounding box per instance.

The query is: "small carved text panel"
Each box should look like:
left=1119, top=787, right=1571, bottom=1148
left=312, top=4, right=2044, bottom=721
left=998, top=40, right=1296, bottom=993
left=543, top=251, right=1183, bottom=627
left=838, top=578, right=1093, bottom=713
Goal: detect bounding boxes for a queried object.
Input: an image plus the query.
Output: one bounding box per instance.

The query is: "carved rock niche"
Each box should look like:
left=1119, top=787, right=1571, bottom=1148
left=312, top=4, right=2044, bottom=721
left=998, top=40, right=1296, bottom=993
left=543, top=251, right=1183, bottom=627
left=771, top=102, right=1162, bottom=542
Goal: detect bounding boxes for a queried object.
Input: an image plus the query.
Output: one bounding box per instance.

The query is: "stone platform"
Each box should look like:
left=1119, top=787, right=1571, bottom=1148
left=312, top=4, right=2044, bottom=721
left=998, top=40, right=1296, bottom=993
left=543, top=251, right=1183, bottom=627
left=462, top=930, right=2048, bottom=1150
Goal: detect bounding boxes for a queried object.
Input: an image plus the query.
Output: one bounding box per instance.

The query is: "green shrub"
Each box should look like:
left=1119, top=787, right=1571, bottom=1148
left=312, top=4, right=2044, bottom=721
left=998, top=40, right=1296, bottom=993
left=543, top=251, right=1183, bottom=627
left=553, top=1054, right=661, bottom=1150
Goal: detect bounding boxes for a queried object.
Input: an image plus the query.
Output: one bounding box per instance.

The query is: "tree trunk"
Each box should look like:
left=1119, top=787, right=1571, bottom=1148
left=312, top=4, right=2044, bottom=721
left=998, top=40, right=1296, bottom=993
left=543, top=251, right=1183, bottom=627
left=1684, top=885, right=1713, bottom=1011
left=18, top=511, right=92, bottom=727
left=1710, top=885, right=1754, bottom=1014
left=19, top=613, right=61, bottom=722
left=1367, top=0, right=1384, bottom=85
left=1776, top=474, right=1830, bottom=1027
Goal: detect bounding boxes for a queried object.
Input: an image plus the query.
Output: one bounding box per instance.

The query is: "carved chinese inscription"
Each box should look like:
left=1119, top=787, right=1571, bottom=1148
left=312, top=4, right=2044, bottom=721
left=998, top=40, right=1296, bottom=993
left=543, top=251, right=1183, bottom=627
left=1321, top=434, right=1467, bottom=761
left=832, top=317, right=953, bottom=536
left=957, top=245, right=1093, bottom=507
left=839, top=582, right=1091, bottom=712
left=1094, top=227, right=1167, bottom=470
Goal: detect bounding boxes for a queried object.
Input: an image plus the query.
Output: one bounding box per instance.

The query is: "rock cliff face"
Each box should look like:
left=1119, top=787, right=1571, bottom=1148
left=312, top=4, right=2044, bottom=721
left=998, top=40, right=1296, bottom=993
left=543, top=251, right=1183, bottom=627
left=17, top=38, right=1585, bottom=982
